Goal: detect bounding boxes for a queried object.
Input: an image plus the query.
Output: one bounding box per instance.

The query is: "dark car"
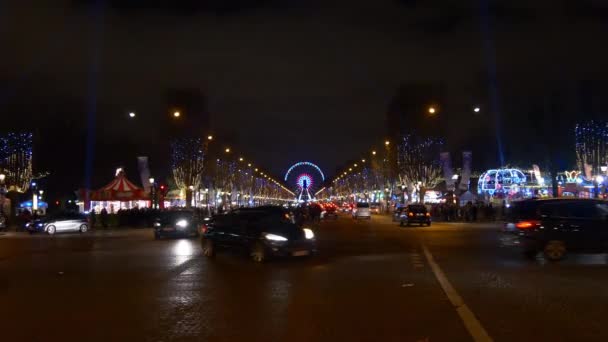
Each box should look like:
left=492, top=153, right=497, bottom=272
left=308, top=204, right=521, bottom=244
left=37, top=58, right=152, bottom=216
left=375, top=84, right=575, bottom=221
left=25, top=212, right=89, bottom=235
left=200, top=208, right=316, bottom=262
left=154, top=210, right=201, bottom=239
left=399, top=204, right=431, bottom=226
left=509, top=199, right=608, bottom=261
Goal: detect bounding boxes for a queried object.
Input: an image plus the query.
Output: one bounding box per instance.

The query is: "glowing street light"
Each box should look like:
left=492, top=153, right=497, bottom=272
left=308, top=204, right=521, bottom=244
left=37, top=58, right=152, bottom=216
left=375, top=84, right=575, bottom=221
left=385, top=140, right=390, bottom=146
left=149, top=177, right=155, bottom=184
left=473, top=107, right=481, bottom=113
left=225, top=148, right=231, bottom=153
left=247, top=163, right=252, bottom=167
left=207, top=135, right=213, bottom=140
left=239, top=157, right=244, bottom=162
left=361, top=159, right=366, bottom=163
left=354, top=164, right=358, bottom=167
left=372, top=151, right=377, bottom=155
left=128, top=112, right=136, bottom=118
left=173, top=111, right=181, bottom=118
left=0, top=173, right=5, bottom=183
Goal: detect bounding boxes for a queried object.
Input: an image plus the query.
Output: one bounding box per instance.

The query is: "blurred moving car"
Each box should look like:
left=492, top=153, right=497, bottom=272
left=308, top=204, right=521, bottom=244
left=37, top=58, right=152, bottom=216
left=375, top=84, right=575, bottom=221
left=399, top=204, right=431, bottom=226
left=322, top=203, right=338, bottom=219
left=200, top=207, right=316, bottom=262
left=25, top=212, right=89, bottom=235
left=370, top=203, right=381, bottom=214
left=508, top=198, right=608, bottom=261
left=154, top=210, right=201, bottom=239
left=392, top=207, right=405, bottom=222
left=352, top=202, right=371, bottom=219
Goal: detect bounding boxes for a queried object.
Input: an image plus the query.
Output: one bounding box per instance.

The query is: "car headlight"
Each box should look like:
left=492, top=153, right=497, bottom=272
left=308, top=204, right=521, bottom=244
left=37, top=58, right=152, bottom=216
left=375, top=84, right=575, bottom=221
left=303, top=228, right=314, bottom=240
left=176, top=220, right=189, bottom=228
left=264, top=233, right=288, bottom=241
left=154, top=222, right=161, bottom=227
left=25, top=222, right=31, bottom=227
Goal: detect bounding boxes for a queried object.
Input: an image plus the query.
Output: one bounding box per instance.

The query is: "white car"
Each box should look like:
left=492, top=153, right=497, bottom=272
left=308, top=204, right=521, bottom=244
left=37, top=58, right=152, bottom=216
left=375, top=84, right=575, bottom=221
left=352, top=203, right=371, bottom=219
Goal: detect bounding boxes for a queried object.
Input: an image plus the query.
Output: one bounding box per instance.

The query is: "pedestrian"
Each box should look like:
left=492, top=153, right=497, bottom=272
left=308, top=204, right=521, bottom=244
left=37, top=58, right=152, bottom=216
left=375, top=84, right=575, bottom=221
left=90, top=209, right=96, bottom=228
left=100, top=207, right=108, bottom=229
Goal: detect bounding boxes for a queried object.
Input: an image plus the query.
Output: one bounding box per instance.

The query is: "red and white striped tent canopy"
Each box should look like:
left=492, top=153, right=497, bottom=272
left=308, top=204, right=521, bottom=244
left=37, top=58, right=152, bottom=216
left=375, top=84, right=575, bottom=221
left=90, top=172, right=147, bottom=201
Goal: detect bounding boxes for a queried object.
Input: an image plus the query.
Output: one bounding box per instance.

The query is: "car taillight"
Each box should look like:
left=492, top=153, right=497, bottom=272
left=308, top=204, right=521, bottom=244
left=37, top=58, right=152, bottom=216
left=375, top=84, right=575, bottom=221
left=515, top=220, right=540, bottom=229
left=200, top=224, right=208, bottom=234
left=408, top=212, right=413, bottom=217
left=425, top=213, right=430, bottom=217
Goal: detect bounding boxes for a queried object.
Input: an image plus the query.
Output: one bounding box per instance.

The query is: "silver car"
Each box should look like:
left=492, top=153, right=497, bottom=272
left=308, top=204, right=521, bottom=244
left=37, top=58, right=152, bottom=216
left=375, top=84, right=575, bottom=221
left=352, top=202, right=372, bottom=219
left=26, top=212, right=89, bottom=235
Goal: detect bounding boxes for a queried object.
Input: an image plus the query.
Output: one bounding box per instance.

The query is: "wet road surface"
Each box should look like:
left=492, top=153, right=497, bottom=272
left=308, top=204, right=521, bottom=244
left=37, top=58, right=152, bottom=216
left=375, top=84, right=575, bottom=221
left=1, top=214, right=607, bottom=341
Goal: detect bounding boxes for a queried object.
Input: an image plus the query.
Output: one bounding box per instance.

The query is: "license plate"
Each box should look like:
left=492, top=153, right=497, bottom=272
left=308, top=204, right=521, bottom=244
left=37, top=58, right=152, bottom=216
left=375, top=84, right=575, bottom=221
left=292, top=250, right=310, bottom=257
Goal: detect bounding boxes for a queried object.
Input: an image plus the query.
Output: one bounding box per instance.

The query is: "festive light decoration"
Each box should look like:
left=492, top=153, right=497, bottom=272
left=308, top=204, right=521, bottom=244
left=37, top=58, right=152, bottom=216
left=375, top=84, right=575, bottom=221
left=477, top=168, right=527, bottom=195
left=0, top=132, right=33, bottom=192
left=575, top=120, right=608, bottom=174
left=284, top=162, right=325, bottom=181
left=296, top=174, right=313, bottom=189
left=396, top=134, right=444, bottom=201
left=171, top=137, right=206, bottom=196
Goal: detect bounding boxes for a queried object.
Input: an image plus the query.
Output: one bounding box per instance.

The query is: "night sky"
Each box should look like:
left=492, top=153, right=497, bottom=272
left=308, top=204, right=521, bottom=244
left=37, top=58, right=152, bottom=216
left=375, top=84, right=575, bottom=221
left=2, top=0, right=608, bottom=197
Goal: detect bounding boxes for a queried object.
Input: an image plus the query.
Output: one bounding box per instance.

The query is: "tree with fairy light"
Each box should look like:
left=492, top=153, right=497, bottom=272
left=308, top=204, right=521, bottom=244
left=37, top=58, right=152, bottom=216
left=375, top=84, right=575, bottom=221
left=171, top=137, right=206, bottom=207
left=575, top=120, right=608, bottom=175
left=396, top=134, right=443, bottom=203
left=0, top=132, right=34, bottom=192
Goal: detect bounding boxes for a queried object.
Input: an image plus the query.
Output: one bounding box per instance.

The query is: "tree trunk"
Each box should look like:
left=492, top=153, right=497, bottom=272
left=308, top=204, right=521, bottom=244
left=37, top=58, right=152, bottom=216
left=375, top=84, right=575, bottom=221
left=419, top=187, right=426, bottom=203
left=185, top=188, right=193, bottom=208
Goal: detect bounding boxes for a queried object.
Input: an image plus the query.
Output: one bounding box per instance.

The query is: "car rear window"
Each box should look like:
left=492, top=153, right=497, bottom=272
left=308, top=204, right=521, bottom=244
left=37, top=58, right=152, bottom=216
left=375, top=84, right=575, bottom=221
left=408, top=205, right=427, bottom=213
left=357, top=203, right=370, bottom=208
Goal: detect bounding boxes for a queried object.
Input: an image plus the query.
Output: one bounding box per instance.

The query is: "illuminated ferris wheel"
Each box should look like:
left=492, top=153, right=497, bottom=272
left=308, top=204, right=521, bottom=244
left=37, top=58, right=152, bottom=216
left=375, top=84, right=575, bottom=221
left=284, top=162, right=325, bottom=202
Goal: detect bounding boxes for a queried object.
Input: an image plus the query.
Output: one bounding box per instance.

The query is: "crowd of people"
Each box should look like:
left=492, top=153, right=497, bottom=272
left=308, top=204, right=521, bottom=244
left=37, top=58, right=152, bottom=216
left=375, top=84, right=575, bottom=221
left=428, top=201, right=504, bottom=222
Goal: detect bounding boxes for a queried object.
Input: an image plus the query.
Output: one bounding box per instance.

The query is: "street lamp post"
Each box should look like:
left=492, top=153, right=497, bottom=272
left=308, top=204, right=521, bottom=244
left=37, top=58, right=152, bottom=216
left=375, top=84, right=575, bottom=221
left=149, top=178, right=157, bottom=209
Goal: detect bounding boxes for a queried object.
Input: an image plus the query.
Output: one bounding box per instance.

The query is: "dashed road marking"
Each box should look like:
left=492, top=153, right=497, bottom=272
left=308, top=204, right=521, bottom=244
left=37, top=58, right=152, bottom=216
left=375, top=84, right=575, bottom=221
left=422, top=244, right=493, bottom=342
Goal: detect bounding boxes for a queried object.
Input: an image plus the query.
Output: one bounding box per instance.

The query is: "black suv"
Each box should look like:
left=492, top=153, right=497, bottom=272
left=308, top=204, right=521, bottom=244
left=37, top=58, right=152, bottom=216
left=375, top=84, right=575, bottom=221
left=200, top=207, right=316, bottom=262
left=153, top=210, right=201, bottom=239
left=399, top=204, right=431, bottom=226
left=507, top=199, right=608, bottom=260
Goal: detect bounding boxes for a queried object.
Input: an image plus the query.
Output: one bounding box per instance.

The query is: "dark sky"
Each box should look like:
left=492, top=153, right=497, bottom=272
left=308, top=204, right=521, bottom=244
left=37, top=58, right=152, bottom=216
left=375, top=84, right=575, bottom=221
left=2, top=0, right=608, bottom=196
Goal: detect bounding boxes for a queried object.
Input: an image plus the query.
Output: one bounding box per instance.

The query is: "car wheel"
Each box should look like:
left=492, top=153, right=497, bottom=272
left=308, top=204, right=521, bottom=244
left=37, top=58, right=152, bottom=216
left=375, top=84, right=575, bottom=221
left=47, top=225, right=56, bottom=235
left=201, top=239, right=215, bottom=258
left=79, top=224, right=88, bottom=233
left=251, top=242, right=267, bottom=263
left=543, top=240, right=566, bottom=261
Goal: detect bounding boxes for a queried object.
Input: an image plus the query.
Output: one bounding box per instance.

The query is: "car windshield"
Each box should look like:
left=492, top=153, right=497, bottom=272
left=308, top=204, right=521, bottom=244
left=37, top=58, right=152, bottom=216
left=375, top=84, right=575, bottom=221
left=408, top=205, right=427, bottom=213
left=357, top=203, right=370, bottom=208
left=158, top=211, right=194, bottom=223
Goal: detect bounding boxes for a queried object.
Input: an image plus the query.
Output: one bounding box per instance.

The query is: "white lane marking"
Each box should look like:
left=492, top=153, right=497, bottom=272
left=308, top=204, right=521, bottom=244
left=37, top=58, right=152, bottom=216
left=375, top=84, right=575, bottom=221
left=422, top=244, right=493, bottom=342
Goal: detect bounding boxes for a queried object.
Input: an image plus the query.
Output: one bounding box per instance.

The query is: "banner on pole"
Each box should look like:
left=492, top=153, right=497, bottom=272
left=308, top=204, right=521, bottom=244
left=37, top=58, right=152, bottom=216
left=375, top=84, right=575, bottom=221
left=137, top=156, right=152, bottom=194
left=440, top=152, right=455, bottom=190
left=459, top=151, right=472, bottom=191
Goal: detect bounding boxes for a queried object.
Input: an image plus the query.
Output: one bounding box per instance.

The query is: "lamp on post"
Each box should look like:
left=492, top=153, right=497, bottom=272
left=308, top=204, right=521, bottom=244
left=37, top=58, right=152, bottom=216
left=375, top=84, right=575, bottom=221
left=0, top=173, right=6, bottom=195
left=149, top=177, right=157, bottom=209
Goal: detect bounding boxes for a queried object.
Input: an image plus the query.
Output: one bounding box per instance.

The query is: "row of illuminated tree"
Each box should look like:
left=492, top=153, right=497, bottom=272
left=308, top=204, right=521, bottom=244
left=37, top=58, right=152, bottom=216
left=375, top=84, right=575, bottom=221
left=169, top=135, right=294, bottom=208
left=324, top=134, right=444, bottom=204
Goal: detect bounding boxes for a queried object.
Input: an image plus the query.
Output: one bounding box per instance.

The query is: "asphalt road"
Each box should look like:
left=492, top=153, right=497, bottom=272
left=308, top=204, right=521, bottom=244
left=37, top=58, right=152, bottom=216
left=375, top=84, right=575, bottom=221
left=1, top=214, right=607, bottom=342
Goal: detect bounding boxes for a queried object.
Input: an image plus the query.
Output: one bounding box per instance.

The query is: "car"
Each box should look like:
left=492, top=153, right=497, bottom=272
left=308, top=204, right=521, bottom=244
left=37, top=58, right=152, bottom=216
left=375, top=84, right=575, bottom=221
left=370, top=203, right=381, bottom=214
left=352, top=202, right=371, bottom=219
left=392, top=207, right=405, bottom=222
left=399, top=204, right=431, bottom=226
left=508, top=198, right=608, bottom=261
left=322, top=203, right=338, bottom=219
left=154, top=210, right=201, bottom=239
left=200, top=208, right=316, bottom=262
left=25, top=212, right=89, bottom=235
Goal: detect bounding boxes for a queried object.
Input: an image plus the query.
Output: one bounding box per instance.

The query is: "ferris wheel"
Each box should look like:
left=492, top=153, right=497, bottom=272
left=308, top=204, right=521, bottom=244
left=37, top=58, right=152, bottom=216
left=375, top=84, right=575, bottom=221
left=284, top=161, right=325, bottom=202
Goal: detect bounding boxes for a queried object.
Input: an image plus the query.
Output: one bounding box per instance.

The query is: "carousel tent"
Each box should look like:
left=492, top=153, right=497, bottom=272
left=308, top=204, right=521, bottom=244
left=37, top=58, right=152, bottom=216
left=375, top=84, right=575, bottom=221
left=90, top=172, right=147, bottom=201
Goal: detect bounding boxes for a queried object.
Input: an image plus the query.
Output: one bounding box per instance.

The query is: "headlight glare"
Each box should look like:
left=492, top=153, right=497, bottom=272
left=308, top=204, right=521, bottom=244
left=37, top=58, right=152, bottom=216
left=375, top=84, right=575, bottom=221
left=176, top=219, right=188, bottom=228
left=264, top=233, right=288, bottom=241
left=303, top=228, right=315, bottom=240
